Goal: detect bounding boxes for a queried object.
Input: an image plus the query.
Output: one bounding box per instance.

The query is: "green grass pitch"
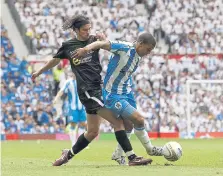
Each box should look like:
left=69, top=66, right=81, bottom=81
left=1, top=136, right=223, bottom=176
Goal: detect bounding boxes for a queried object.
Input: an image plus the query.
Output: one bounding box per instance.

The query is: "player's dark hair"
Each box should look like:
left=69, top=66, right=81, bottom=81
left=62, top=15, right=90, bottom=31
left=137, top=32, right=156, bottom=48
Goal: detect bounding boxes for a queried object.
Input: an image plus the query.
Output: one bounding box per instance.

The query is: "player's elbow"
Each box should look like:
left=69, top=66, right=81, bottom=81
left=53, top=58, right=60, bottom=65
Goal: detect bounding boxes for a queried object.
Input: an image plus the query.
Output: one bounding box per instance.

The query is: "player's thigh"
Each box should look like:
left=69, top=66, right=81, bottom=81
left=97, top=107, right=125, bottom=130
left=104, top=93, right=133, bottom=118
left=114, top=99, right=144, bottom=127
left=103, top=91, right=135, bottom=116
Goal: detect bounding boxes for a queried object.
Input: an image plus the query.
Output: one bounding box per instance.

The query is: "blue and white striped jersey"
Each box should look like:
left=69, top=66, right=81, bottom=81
left=62, top=79, right=84, bottom=110
left=104, top=41, right=141, bottom=94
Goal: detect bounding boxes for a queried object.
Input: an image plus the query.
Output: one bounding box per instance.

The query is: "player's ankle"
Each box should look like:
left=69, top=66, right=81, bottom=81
left=128, top=154, right=137, bottom=161
left=67, top=150, right=74, bottom=160
left=146, top=145, right=154, bottom=152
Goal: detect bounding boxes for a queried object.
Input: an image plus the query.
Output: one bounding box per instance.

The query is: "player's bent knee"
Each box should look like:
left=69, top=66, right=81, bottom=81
left=137, top=117, right=145, bottom=127
left=79, top=122, right=86, bottom=127
left=86, top=130, right=99, bottom=140
left=133, top=113, right=145, bottom=128
left=123, top=119, right=134, bottom=132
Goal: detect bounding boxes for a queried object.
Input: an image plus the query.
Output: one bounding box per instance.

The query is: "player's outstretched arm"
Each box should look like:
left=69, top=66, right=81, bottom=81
left=53, top=90, right=64, bottom=104
left=73, top=40, right=111, bottom=58
left=31, top=58, right=60, bottom=81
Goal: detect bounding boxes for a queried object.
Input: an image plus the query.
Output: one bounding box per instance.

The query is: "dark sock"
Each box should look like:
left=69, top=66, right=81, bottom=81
left=128, top=154, right=137, bottom=161
left=68, top=133, right=90, bottom=160
left=115, top=130, right=133, bottom=153
left=67, top=151, right=74, bottom=160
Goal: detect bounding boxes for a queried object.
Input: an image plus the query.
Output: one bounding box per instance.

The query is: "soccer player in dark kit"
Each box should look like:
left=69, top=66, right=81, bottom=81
left=32, top=15, right=152, bottom=166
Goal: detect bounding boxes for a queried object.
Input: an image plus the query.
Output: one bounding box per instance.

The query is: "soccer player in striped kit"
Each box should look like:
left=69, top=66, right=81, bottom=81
left=74, top=31, right=164, bottom=165
left=53, top=73, right=87, bottom=146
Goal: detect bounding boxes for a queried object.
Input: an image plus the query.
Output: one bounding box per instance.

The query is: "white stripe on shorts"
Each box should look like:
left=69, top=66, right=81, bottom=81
left=84, top=91, right=104, bottom=107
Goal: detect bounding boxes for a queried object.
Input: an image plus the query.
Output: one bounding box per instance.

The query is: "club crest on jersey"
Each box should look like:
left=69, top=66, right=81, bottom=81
left=72, top=58, right=81, bottom=65
left=115, top=102, right=122, bottom=110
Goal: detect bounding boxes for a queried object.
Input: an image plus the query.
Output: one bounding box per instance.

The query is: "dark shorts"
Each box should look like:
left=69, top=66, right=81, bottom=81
left=78, top=89, right=104, bottom=114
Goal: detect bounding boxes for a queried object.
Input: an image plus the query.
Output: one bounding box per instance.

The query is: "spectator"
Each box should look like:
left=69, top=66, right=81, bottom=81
left=53, top=64, right=64, bottom=96
left=1, top=2, right=223, bottom=135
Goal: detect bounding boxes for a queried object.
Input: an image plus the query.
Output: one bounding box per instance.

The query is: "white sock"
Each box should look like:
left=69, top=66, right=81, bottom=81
left=125, top=150, right=135, bottom=157
left=134, top=128, right=153, bottom=153
left=126, top=132, right=131, bottom=139
left=69, top=127, right=77, bottom=146
left=114, top=132, right=132, bottom=157
left=78, top=126, right=86, bottom=137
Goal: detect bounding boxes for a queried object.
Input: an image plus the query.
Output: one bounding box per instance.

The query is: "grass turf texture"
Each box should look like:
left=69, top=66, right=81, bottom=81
left=1, top=135, right=223, bottom=176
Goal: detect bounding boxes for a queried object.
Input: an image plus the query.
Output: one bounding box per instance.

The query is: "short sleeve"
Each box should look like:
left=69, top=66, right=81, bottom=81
left=110, top=41, right=132, bottom=54
left=53, top=44, right=67, bottom=59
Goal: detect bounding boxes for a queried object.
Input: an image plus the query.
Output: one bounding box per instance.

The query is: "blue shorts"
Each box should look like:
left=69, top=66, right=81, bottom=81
left=68, top=109, right=86, bottom=123
left=102, top=89, right=137, bottom=118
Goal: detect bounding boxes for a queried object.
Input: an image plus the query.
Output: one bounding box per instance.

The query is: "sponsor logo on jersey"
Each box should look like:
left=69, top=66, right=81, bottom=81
left=115, top=102, right=122, bottom=110
left=72, top=58, right=81, bottom=65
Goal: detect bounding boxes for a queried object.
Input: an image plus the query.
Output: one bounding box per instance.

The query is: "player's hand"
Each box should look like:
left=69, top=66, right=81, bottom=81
left=73, top=48, right=88, bottom=58
left=31, top=71, right=41, bottom=82
left=96, top=31, right=106, bottom=41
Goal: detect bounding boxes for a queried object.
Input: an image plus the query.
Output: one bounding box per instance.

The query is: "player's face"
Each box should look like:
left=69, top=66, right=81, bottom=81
left=136, top=43, right=154, bottom=57
left=77, top=24, right=91, bottom=41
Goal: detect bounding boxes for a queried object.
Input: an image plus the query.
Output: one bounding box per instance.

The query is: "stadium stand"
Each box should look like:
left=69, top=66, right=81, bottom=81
left=14, top=0, right=163, bottom=54
left=1, top=0, right=223, bottom=137
left=1, top=24, right=66, bottom=134
left=147, top=0, right=223, bottom=54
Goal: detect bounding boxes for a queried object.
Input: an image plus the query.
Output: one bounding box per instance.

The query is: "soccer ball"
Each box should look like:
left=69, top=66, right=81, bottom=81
left=163, top=141, right=183, bottom=162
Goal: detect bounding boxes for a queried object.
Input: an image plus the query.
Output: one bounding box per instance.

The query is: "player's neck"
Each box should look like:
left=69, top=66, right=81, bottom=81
left=133, top=42, right=141, bottom=57
left=76, top=36, right=88, bottom=41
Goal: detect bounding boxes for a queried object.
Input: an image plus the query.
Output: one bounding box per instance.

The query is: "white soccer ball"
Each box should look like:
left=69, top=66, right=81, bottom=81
left=163, top=141, right=183, bottom=162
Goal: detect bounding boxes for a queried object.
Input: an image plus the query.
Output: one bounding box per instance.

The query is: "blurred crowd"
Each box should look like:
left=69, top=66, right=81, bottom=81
left=1, top=24, right=66, bottom=134
left=15, top=0, right=223, bottom=55
left=148, top=0, right=223, bottom=54
left=1, top=0, right=223, bottom=136
left=14, top=0, right=163, bottom=54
